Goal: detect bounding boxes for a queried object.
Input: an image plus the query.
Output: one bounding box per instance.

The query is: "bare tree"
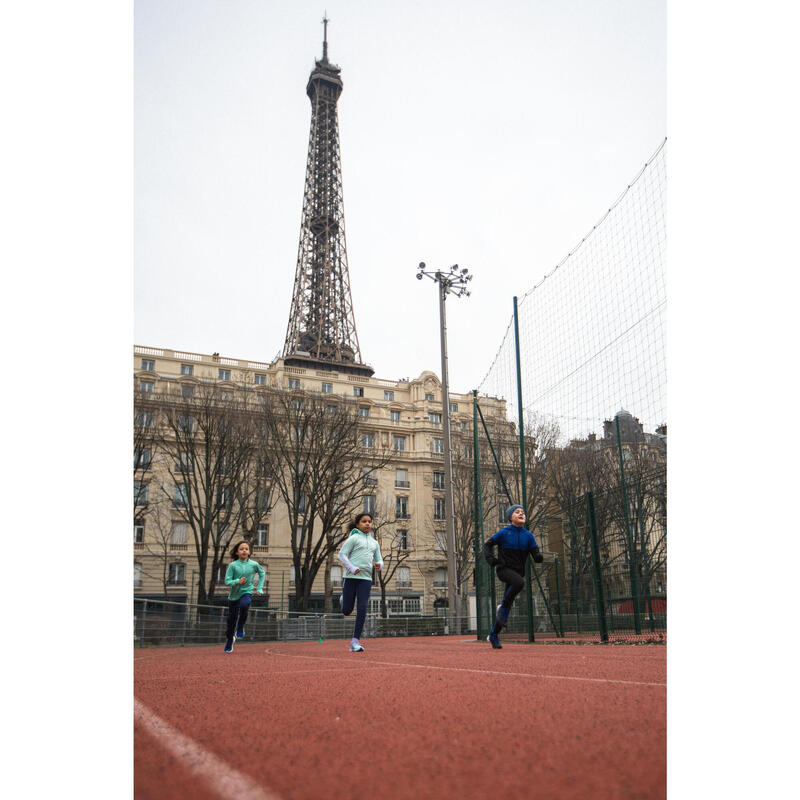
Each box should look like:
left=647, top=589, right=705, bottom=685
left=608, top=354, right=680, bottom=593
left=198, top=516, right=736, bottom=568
left=255, top=389, right=392, bottom=611
left=138, top=383, right=262, bottom=605
left=370, top=491, right=412, bottom=618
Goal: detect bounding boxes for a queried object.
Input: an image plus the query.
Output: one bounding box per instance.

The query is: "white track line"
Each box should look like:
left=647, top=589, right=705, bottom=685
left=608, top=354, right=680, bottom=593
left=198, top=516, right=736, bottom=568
left=134, top=699, right=282, bottom=800
left=263, top=649, right=665, bottom=687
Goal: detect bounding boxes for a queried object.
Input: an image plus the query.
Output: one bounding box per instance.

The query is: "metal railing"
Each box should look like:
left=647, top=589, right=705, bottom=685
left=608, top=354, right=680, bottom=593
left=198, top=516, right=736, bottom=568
left=133, top=598, right=477, bottom=647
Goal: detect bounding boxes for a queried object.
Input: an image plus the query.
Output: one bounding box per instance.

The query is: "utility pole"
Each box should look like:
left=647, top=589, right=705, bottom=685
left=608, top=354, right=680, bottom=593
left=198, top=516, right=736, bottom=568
left=417, top=262, right=472, bottom=630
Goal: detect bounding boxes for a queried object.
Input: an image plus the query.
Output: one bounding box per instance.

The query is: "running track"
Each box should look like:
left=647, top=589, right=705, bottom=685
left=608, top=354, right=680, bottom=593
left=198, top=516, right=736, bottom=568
left=135, top=637, right=666, bottom=799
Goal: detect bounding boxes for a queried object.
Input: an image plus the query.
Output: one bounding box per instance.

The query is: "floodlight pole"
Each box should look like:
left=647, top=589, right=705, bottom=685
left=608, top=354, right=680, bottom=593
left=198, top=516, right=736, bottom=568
left=417, top=262, right=472, bottom=631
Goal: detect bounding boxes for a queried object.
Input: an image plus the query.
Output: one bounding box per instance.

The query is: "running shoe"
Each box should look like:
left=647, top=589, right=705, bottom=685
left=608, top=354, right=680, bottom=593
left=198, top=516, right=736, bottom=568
left=349, top=638, right=365, bottom=652
left=224, top=637, right=234, bottom=653
left=487, top=632, right=502, bottom=649
left=236, top=627, right=245, bottom=639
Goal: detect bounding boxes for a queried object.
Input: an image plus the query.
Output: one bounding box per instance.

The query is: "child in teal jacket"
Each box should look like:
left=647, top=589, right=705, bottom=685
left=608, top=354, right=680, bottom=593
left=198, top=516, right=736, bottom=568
left=338, top=513, right=383, bottom=652
left=223, top=540, right=265, bottom=653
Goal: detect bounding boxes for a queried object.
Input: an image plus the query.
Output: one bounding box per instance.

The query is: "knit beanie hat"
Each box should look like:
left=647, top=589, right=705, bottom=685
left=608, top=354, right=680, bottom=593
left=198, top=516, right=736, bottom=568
left=506, top=505, right=524, bottom=522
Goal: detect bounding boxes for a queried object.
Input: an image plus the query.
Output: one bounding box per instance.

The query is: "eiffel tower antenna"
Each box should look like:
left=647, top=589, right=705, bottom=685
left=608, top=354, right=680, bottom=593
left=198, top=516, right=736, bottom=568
left=282, top=23, right=373, bottom=377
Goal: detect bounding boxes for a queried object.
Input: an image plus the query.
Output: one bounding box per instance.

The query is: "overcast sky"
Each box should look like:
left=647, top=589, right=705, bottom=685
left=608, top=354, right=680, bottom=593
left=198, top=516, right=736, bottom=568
left=134, top=0, right=665, bottom=393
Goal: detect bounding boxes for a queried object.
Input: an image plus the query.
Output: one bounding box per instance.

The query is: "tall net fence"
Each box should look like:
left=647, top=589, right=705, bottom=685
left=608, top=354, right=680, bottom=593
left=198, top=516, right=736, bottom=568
left=478, top=138, right=666, bottom=445
left=474, top=139, right=666, bottom=643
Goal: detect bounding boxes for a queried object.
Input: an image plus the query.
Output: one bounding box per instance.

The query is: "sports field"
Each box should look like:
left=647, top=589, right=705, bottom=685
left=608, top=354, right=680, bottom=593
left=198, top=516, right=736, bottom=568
left=134, top=636, right=665, bottom=799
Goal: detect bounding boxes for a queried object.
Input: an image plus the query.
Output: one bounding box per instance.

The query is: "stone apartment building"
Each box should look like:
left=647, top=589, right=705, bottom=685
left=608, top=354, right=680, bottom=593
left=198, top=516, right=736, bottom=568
left=133, top=344, right=513, bottom=616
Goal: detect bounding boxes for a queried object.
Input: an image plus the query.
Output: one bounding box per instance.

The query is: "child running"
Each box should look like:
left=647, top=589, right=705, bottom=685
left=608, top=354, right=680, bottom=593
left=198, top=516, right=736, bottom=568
left=337, top=513, right=383, bottom=652
left=483, top=504, right=544, bottom=649
left=223, top=540, right=266, bottom=653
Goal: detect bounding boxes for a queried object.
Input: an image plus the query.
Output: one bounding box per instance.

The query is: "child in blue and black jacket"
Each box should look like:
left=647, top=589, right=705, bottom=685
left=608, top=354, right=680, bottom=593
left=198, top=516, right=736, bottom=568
left=483, top=504, right=543, bottom=649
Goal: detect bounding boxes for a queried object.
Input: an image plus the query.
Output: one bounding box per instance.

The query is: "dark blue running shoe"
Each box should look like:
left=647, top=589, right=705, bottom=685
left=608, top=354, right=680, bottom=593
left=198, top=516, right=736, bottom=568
left=487, top=632, right=502, bottom=649
left=224, top=637, right=234, bottom=653
left=496, top=604, right=509, bottom=626
left=236, top=628, right=245, bottom=639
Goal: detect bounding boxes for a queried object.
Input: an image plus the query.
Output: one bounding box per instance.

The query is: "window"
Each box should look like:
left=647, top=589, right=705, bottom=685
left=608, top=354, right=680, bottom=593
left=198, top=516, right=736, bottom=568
left=218, top=368, right=231, bottom=381
left=140, top=380, right=154, bottom=393
left=288, top=378, right=300, bottom=389
left=181, top=384, right=194, bottom=398
left=434, top=567, right=448, bottom=588
left=361, top=433, right=374, bottom=449
left=141, top=359, right=154, bottom=371
left=174, top=483, right=188, bottom=508
left=432, top=438, right=443, bottom=453
left=404, top=598, right=421, bottom=614
left=384, top=390, right=394, bottom=401
left=363, top=468, right=378, bottom=487
left=217, top=486, right=232, bottom=510
left=425, top=393, right=435, bottom=402
left=254, top=373, right=266, bottom=385
left=396, top=496, right=409, bottom=519
left=294, top=527, right=303, bottom=548
left=134, top=448, right=151, bottom=470
left=395, top=469, right=409, bottom=488
left=499, top=505, right=507, bottom=523
left=321, top=382, right=333, bottom=393
left=134, top=481, right=148, bottom=507
left=390, top=410, right=401, bottom=422
left=433, top=471, right=445, bottom=490
left=175, top=451, right=192, bottom=473
left=292, top=426, right=304, bottom=443
left=326, top=404, right=337, bottom=415
left=170, top=522, right=188, bottom=546
left=167, top=563, right=186, bottom=585
left=397, top=566, right=410, bottom=588
left=257, top=487, right=271, bottom=512
left=449, top=402, right=458, bottom=412
left=359, top=406, right=370, bottom=417
left=393, top=436, right=406, bottom=451
left=178, top=415, right=195, bottom=433
left=289, top=566, right=296, bottom=587
left=434, top=498, right=446, bottom=520
left=134, top=519, right=144, bottom=543
left=353, top=386, right=364, bottom=397
left=134, top=563, right=142, bottom=588
left=331, top=565, right=342, bottom=588
left=363, top=495, right=376, bottom=514
left=256, top=524, right=269, bottom=547
left=297, top=492, right=307, bottom=513
left=292, top=398, right=305, bottom=410
left=396, top=530, right=409, bottom=550
left=428, top=412, right=441, bottom=423
left=181, top=364, right=194, bottom=376
left=136, top=411, right=154, bottom=429
left=388, top=598, right=403, bottom=614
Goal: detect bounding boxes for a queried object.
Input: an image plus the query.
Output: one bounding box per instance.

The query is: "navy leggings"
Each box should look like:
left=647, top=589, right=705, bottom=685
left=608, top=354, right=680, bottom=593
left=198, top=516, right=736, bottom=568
left=226, top=593, right=252, bottom=639
left=341, top=578, right=372, bottom=639
left=497, top=566, right=525, bottom=609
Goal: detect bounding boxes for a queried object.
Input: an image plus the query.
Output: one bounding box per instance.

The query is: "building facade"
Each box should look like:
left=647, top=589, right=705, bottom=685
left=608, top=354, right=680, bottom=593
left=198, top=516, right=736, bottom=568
left=133, top=344, right=512, bottom=615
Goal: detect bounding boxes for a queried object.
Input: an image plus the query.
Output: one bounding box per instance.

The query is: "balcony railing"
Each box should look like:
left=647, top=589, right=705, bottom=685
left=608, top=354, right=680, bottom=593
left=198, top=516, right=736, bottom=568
left=395, top=480, right=410, bottom=488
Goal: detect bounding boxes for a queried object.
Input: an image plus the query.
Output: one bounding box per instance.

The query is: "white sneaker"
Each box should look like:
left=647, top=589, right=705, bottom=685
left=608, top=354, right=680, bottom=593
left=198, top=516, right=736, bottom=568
left=349, top=638, right=364, bottom=652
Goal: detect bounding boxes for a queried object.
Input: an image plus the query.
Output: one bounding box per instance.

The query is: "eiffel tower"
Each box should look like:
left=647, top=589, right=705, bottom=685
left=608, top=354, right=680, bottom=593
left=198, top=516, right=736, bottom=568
left=282, top=18, right=373, bottom=378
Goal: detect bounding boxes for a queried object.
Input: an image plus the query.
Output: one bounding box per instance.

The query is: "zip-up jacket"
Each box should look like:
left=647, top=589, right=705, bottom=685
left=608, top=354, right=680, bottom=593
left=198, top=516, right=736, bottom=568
left=484, top=524, right=543, bottom=575
left=338, top=529, right=383, bottom=581
left=224, top=558, right=266, bottom=601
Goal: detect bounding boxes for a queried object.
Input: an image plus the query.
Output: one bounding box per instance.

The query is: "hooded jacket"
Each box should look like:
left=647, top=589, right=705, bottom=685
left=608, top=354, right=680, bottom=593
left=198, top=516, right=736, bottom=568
left=483, top=524, right=543, bottom=575
left=338, top=529, right=384, bottom=581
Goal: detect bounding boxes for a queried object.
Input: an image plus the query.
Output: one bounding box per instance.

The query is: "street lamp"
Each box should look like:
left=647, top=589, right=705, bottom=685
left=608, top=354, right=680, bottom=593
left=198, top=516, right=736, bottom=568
left=416, top=262, right=472, bottom=630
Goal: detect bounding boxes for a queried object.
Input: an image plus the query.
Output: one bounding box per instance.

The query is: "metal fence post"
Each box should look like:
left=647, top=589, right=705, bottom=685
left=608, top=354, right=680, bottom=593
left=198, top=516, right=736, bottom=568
left=554, top=556, right=564, bottom=637
left=586, top=491, right=609, bottom=643
left=139, top=600, right=148, bottom=648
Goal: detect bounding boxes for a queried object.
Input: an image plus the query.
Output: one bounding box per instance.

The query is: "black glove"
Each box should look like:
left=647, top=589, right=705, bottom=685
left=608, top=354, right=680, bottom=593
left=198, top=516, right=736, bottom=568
left=486, top=555, right=499, bottom=567
left=532, top=547, right=543, bottom=563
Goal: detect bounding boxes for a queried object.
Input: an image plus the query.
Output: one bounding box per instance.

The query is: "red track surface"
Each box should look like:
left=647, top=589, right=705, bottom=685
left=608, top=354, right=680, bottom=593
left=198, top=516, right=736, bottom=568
left=135, top=637, right=665, bottom=800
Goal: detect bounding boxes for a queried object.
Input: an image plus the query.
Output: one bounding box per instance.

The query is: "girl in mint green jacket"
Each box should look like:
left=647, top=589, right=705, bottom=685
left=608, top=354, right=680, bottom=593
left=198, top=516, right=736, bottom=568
left=338, top=513, right=383, bottom=652
left=222, top=540, right=265, bottom=653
